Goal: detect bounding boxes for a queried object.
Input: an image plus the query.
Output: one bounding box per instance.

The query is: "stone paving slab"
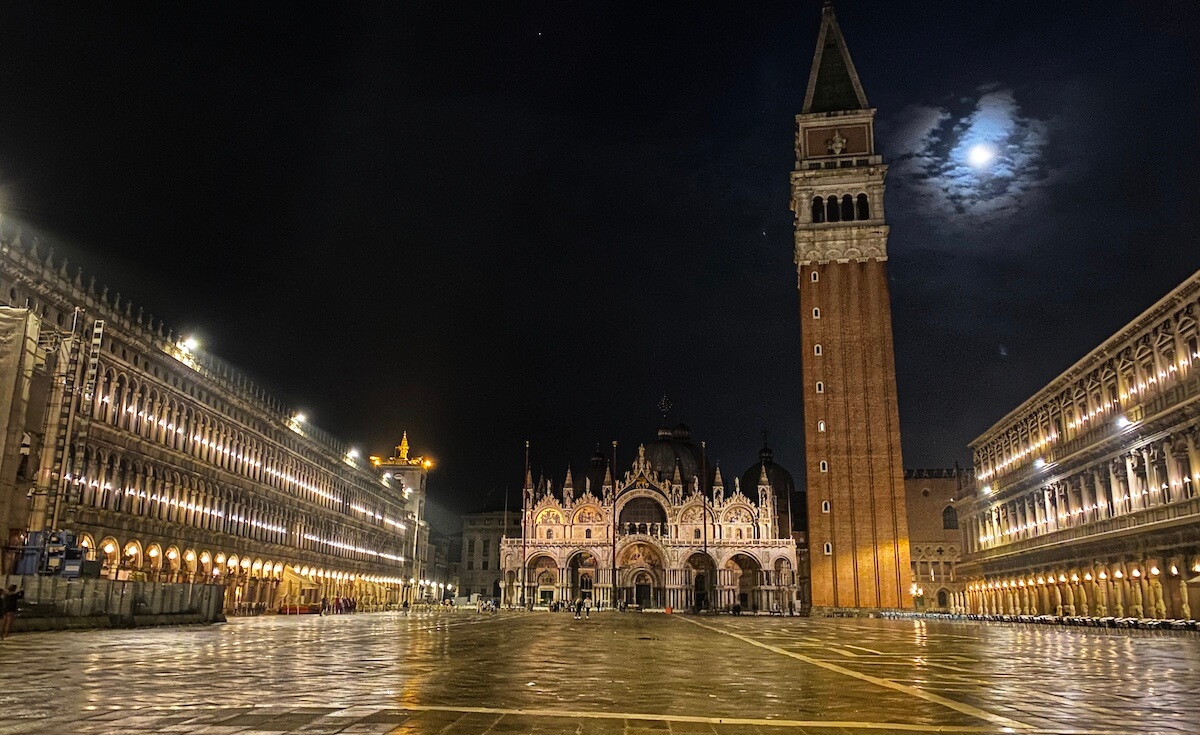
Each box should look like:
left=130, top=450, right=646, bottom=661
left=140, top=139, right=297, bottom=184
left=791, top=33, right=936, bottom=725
left=0, top=610, right=1194, bottom=734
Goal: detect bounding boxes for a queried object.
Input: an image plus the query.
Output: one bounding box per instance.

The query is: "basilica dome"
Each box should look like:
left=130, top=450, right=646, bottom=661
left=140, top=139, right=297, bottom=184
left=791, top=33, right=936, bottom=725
left=741, top=444, right=805, bottom=536
left=642, top=423, right=704, bottom=481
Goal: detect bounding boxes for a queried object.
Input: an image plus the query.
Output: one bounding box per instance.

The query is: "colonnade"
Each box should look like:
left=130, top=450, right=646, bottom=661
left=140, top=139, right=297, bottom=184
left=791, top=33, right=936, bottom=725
left=962, top=554, right=1199, bottom=620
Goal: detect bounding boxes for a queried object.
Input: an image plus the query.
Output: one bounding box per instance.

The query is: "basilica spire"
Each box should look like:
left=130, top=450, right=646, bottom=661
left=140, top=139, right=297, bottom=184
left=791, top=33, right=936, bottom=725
left=802, top=2, right=869, bottom=114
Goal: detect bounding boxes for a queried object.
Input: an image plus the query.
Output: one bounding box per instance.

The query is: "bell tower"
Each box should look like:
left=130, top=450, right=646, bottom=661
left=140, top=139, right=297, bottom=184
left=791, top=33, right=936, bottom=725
left=793, top=3, right=910, bottom=611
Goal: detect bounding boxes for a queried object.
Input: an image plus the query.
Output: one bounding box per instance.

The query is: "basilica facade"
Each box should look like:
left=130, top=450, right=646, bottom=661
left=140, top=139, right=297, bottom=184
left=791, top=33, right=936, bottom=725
left=500, top=426, right=801, bottom=612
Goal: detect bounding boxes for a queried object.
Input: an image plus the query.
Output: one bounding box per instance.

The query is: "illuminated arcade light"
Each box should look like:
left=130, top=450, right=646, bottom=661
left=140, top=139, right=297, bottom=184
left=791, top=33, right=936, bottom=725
left=1116, top=416, right=1130, bottom=429
left=182, top=336, right=199, bottom=351
left=347, top=448, right=360, bottom=459
left=294, top=413, right=307, bottom=423
left=1033, top=458, right=1046, bottom=469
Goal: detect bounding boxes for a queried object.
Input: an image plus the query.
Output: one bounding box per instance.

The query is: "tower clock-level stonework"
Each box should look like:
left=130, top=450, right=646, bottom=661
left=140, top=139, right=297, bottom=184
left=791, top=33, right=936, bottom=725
left=792, top=4, right=911, bottom=611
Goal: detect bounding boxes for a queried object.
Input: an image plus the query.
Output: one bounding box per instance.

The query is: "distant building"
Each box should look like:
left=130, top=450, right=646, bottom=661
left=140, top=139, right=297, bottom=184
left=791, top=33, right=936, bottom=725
left=0, top=230, right=427, bottom=611
left=959, top=269, right=1200, bottom=619
left=904, top=469, right=968, bottom=612
left=459, top=510, right=521, bottom=599
left=501, top=425, right=801, bottom=612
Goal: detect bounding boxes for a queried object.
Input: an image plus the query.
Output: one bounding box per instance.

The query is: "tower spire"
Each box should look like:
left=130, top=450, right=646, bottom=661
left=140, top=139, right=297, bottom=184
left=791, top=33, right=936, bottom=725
left=397, top=431, right=410, bottom=461
left=803, top=2, right=869, bottom=114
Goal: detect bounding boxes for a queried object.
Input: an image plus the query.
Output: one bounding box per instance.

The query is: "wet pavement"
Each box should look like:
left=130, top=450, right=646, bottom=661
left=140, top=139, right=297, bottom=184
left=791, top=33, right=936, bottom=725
left=0, top=610, right=1194, bottom=734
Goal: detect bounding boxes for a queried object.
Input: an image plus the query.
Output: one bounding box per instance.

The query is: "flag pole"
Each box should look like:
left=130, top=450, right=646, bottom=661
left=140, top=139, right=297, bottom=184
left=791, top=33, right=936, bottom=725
left=701, top=439, right=708, bottom=611
left=520, top=440, right=529, bottom=609
left=610, top=440, right=618, bottom=610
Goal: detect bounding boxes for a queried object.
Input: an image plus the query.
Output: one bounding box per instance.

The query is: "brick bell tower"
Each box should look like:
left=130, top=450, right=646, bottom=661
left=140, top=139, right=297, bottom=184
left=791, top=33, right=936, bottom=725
left=793, top=3, right=911, bottom=611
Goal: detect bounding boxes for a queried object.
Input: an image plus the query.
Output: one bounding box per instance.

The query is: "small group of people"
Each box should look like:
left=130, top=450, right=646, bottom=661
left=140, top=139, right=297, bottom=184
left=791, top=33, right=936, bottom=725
left=319, top=596, right=357, bottom=615
left=1, top=585, right=24, bottom=640
left=475, top=598, right=499, bottom=614
left=572, top=597, right=593, bottom=620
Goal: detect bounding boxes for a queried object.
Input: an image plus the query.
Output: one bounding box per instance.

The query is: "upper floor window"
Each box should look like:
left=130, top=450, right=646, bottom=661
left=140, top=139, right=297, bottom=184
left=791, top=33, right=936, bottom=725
left=819, top=460, right=828, bottom=473
left=817, top=420, right=826, bottom=432
left=823, top=542, right=832, bottom=556
left=815, top=381, right=825, bottom=394
left=942, top=505, right=959, bottom=530
left=814, top=344, right=822, bottom=356
left=811, top=197, right=825, bottom=223
left=811, top=271, right=820, bottom=283
left=856, top=193, right=870, bottom=219
left=812, top=308, right=821, bottom=319
left=821, top=500, right=831, bottom=513
left=585, top=528, right=592, bottom=539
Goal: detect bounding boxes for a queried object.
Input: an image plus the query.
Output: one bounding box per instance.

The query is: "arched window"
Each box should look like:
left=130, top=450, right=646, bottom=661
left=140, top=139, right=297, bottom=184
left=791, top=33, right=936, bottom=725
left=814, top=344, right=822, bottom=356
left=811, top=197, right=825, bottom=223
left=856, top=193, right=870, bottom=220
left=546, top=529, right=553, bottom=539
left=584, top=528, right=592, bottom=539
left=841, top=194, right=854, bottom=221
left=826, top=196, right=840, bottom=222
left=811, top=271, right=819, bottom=283
left=942, top=505, right=959, bottom=530
left=735, top=529, right=743, bottom=539
left=817, top=420, right=826, bottom=432
left=821, top=500, right=830, bottom=513
left=823, top=542, right=832, bottom=556
left=819, top=460, right=828, bottom=473
left=812, top=308, right=821, bottom=319
left=693, top=528, right=701, bottom=539
left=816, top=381, right=824, bottom=394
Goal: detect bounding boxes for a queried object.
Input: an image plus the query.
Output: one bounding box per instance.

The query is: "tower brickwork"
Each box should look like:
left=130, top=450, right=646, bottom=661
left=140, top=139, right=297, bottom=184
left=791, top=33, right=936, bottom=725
left=792, top=4, right=911, bottom=611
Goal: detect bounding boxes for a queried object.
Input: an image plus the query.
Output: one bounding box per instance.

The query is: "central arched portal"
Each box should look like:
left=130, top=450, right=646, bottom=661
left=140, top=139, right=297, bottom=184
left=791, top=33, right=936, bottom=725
left=618, top=541, right=664, bottom=609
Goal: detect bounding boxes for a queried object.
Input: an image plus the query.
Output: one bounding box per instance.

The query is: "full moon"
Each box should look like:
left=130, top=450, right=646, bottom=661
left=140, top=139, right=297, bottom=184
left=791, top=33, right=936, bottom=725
left=967, top=143, right=996, bottom=168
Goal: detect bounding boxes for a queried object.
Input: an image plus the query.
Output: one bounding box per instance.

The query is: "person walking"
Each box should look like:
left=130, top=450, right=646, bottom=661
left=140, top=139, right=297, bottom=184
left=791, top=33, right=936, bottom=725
left=573, top=598, right=583, bottom=620
left=1, top=585, right=24, bottom=640
left=583, top=597, right=592, bottom=620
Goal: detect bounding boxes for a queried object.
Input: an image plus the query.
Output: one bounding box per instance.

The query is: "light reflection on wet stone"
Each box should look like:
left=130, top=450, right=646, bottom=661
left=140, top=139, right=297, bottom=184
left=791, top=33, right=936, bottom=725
left=0, top=611, right=1194, bottom=734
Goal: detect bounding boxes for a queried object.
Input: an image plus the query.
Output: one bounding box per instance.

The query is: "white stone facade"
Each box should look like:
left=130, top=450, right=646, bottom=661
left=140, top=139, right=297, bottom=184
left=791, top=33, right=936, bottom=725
left=501, top=445, right=799, bottom=612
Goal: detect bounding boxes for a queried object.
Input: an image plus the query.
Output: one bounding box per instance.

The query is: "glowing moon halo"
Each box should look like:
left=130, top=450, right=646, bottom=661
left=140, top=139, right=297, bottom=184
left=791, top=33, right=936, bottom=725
left=967, top=144, right=996, bottom=168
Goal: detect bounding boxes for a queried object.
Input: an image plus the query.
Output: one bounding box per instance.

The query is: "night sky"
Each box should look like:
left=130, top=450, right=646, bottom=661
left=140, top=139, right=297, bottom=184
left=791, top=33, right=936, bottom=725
left=0, top=3, right=1197, bottom=531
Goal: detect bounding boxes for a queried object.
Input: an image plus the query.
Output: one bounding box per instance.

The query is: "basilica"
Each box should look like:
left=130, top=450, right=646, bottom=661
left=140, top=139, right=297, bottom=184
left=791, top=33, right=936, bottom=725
left=500, top=424, right=802, bottom=612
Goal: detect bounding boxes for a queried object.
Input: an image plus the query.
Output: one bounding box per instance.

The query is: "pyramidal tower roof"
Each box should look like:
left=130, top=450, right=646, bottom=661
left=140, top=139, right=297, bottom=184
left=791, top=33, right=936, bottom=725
left=802, top=2, right=870, bottom=114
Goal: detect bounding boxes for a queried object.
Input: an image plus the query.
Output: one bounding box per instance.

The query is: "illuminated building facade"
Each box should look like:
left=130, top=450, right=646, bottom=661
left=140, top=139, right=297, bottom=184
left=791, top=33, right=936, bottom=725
left=904, top=469, right=967, bottom=612
left=958, top=269, right=1200, bottom=619
left=792, top=3, right=911, bottom=611
left=501, top=427, right=800, bottom=612
left=0, top=230, right=431, bottom=610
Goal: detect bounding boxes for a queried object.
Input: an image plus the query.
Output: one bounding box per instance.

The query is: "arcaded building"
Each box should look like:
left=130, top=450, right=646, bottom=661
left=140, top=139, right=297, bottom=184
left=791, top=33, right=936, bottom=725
left=501, top=426, right=801, bottom=612
left=958, top=269, right=1200, bottom=619
left=0, top=231, right=432, bottom=610
left=792, top=4, right=911, bottom=611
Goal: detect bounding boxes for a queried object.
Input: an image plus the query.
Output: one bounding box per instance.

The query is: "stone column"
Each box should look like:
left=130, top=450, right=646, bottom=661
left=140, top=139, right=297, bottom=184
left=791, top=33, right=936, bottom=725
left=1150, top=575, right=1166, bottom=618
